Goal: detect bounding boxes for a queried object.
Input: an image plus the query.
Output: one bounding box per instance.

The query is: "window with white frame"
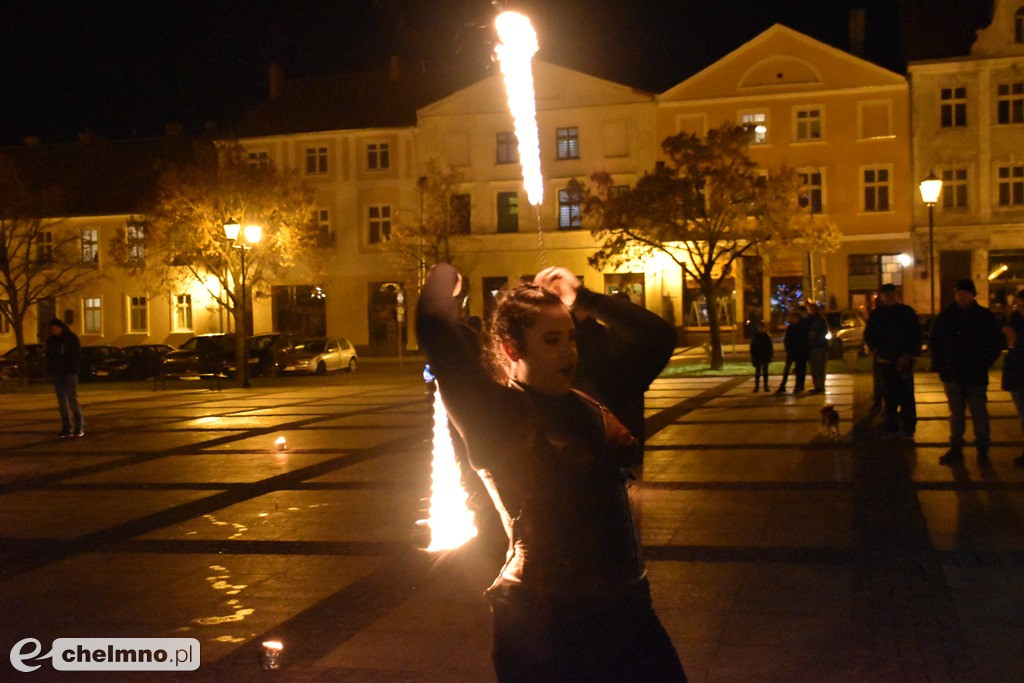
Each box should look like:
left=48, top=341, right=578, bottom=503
left=496, top=132, right=518, bottom=164
left=862, top=166, right=891, bottom=212
left=311, top=208, right=332, bottom=246
left=497, top=191, right=519, bottom=233
left=368, top=205, right=392, bottom=244
left=247, top=151, right=271, bottom=169
left=366, top=142, right=390, bottom=170
left=798, top=169, right=824, bottom=213
left=997, top=82, right=1024, bottom=124
left=794, top=108, right=822, bottom=141
left=173, top=294, right=193, bottom=332
left=83, top=297, right=102, bottom=334
left=558, top=187, right=582, bottom=229
left=740, top=112, right=768, bottom=144
left=128, top=295, right=148, bottom=333
left=556, top=127, right=580, bottom=160
left=997, top=164, right=1024, bottom=206
left=126, top=222, right=145, bottom=263
left=81, top=228, right=99, bottom=265
left=304, top=146, right=328, bottom=174
left=35, top=230, right=52, bottom=265
left=941, top=168, right=969, bottom=209
left=940, top=87, right=967, bottom=128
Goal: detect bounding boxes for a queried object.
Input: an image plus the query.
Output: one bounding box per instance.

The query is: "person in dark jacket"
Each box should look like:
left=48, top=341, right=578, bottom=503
left=864, top=283, right=922, bottom=439
left=45, top=318, right=84, bottom=437
left=806, top=302, right=830, bottom=394
left=1001, top=289, right=1024, bottom=467
left=418, top=263, right=685, bottom=682
left=930, top=279, right=1004, bottom=465
left=775, top=309, right=808, bottom=394
left=749, top=321, right=774, bottom=392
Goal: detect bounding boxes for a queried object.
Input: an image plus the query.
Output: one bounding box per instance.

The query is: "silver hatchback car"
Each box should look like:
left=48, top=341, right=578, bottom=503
left=280, top=337, right=358, bottom=375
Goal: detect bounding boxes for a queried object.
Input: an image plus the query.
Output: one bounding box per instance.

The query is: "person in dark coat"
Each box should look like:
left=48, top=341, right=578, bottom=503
left=864, top=284, right=922, bottom=440
left=1001, top=289, right=1024, bottom=467
left=749, top=321, right=774, bottom=392
left=806, top=302, right=829, bottom=394
left=775, top=309, right=808, bottom=394
left=930, top=279, right=1004, bottom=465
left=45, top=318, right=84, bottom=437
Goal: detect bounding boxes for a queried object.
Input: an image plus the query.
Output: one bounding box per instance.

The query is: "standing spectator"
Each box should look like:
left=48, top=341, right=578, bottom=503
left=45, top=318, right=84, bottom=438
left=806, top=302, right=829, bottom=394
left=1001, top=289, right=1024, bottom=467
left=930, top=279, right=1004, bottom=465
left=864, top=283, right=922, bottom=440
left=775, top=309, right=808, bottom=394
left=749, top=321, right=774, bottom=392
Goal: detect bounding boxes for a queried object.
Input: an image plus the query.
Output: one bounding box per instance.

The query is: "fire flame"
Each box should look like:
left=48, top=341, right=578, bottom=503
left=494, top=11, right=544, bottom=207
left=424, top=385, right=477, bottom=551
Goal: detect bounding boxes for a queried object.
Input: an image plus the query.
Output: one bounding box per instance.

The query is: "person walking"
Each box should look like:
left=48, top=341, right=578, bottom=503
left=45, top=318, right=84, bottom=438
left=806, top=302, right=829, bottom=394
left=864, top=283, right=921, bottom=440
left=749, top=321, right=774, bottom=392
left=775, top=309, right=808, bottom=394
left=1001, top=289, right=1024, bottom=467
left=930, top=279, right=1004, bottom=465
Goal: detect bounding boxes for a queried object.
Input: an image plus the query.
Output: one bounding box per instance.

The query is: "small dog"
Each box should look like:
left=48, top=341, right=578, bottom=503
left=819, top=404, right=841, bottom=438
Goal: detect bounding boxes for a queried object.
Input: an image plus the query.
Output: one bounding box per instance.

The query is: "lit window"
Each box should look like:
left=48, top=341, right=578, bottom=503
left=741, top=112, right=768, bottom=144
left=556, top=127, right=580, bottom=160
left=997, top=82, right=1024, bottom=124
left=941, top=168, right=968, bottom=209
left=940, top=87, right=967, bottom=128
left=496, top=132, right=519, bottom=164
left=83, top=297, right=102, bottom=334
left=794, top=108, right=821, bottom=141
left=497, top=191, right=519, bottom=233
left=558, top=187, right=582, bottom=229
left=305, top=146, right=328, bottom=174
left=128, top=295, right=148, bottom=333
left=368, top=205, right=392, bottom=244
left=997, top=165, right=1024, bottom=206
left=862, top=166, right=891, bottom=212
left=126, top=222, right=145, bottom=263
left=81, top=228, right=99, bottom=265
left=367, top=142, right=390, bottom=170
left=173, top=294, right=193, bottom=332
left=798, top=170, right=824, bottom=213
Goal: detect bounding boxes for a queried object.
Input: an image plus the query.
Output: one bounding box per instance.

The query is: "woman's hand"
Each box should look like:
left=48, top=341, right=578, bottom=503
left=533, top=266, right=580, bottom=308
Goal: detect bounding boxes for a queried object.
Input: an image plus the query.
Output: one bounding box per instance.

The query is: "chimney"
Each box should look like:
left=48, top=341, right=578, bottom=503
left=389, top=54, right=402, bottom=82
left=849, top=8, right=866, bottom=57
left=269, top=62, right=284, bottom=100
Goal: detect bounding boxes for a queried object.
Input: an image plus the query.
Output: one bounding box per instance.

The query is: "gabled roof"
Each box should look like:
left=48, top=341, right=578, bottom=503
left=0, top=136, right=210, bottom=217
left=661, top=24, right=906, bottom=102
left=418, top=60, right=653, bottom=118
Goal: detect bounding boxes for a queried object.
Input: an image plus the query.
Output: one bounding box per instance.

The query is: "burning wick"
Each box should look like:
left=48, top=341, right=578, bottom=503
left=275, top=436, right=287, bottom=451
left=261, top=641, right=283, bottom=670
left=423, top=385, right=477, bottom=551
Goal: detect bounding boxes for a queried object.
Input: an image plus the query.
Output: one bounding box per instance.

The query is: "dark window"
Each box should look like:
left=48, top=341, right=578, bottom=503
left=496, top=132, right=518, bottom=164
left=367, top=142, right=390, bottom=170
left=558, top=188, right=582, bottom=229
left=450, top=194, right=471, bottom=234
left=863, top=167, right=890, bottom=212
left=798, top=170, right=824, bottom=213
left=940, top=87, right=967, bottom=128
left=997, top=165, right=1024, bottom=206
left=497, top=192, right=519, bottom=233
left=556, top=127, right=579, bottom=160
left=305, top=147, right=328, bottom=174
left=997, top=82, right=1024, bottom=124
left=368, top=205, right=392, bottom=243
left=941, top=168, right=968, bottom=209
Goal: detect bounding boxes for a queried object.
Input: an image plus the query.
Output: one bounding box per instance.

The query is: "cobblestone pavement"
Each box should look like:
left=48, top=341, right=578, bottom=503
left=1, top=366, right=1023, bottom=681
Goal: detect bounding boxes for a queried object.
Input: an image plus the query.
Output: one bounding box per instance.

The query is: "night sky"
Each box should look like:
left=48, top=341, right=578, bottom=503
left=0, top=0, right=995, bottom=146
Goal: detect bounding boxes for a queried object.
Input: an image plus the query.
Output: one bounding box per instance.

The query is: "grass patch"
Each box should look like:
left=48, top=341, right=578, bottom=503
left=662, top=354, right=875, bottom=377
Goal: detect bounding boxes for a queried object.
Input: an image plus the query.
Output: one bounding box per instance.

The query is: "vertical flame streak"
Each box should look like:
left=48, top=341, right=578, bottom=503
left=425, top=385, right=477, bottom=551
left=495, top=11, right=544, bottom=207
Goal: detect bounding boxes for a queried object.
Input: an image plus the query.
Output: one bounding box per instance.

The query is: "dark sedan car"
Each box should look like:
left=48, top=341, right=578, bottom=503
left=80, top=345, right=129, bottom=381
left=160, top=333, right=258, bottom=378
left=121, top=344, right=175, bottom=380
left=0, top=344, right=47, bottom=379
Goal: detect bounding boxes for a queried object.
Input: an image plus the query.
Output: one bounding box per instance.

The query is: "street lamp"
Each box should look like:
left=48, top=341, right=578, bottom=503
left=918, top=172, right=943, bottom=316
left=224, top=217, right=262, bottom=388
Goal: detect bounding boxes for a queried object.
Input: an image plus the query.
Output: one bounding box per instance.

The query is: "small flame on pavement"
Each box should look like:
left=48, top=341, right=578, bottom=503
left=275, top=436, right=287, bottom=451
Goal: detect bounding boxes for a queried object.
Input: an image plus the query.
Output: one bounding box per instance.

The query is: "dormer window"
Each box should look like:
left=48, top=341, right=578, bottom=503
left=1015, top=7, right=1024, bottom=43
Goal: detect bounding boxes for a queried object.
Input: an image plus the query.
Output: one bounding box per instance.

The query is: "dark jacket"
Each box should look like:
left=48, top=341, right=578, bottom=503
left=783, top=318, right=809, bottom=360
left=1002, top=312, right=1024, bottom=392
left=806, top=313, right=829, bottom=351
left=45, top=320, right=81, bottom=376
left=864, top=302, right=921, bottom=362
left=930, top=301, right=1003, bottom=385
left=749, top=331, right=774, bottom=365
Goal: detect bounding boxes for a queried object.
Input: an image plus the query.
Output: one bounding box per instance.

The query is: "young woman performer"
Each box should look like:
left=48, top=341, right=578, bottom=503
left=417, top=263, right=685, bottom=682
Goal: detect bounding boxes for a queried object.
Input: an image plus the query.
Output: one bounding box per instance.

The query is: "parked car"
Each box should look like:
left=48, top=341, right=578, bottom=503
left=0, top=344, right=47, bottom=379
left=248, top=332, right=299, bottom=377
left=121, top=344, right=175, bottom=380
left=824, top=310, right=867, bottom=359
left=159, top=333, right=258, bottom=378
left=80, top=345, right=129, bottom=381
left=280, top=337, right=358, bottom=375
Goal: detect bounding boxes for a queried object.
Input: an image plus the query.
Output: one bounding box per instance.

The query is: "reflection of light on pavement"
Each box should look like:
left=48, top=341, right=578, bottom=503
left=190, top=564, right=253, bottom=629
left=421, top=386, right=477, bottom=551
